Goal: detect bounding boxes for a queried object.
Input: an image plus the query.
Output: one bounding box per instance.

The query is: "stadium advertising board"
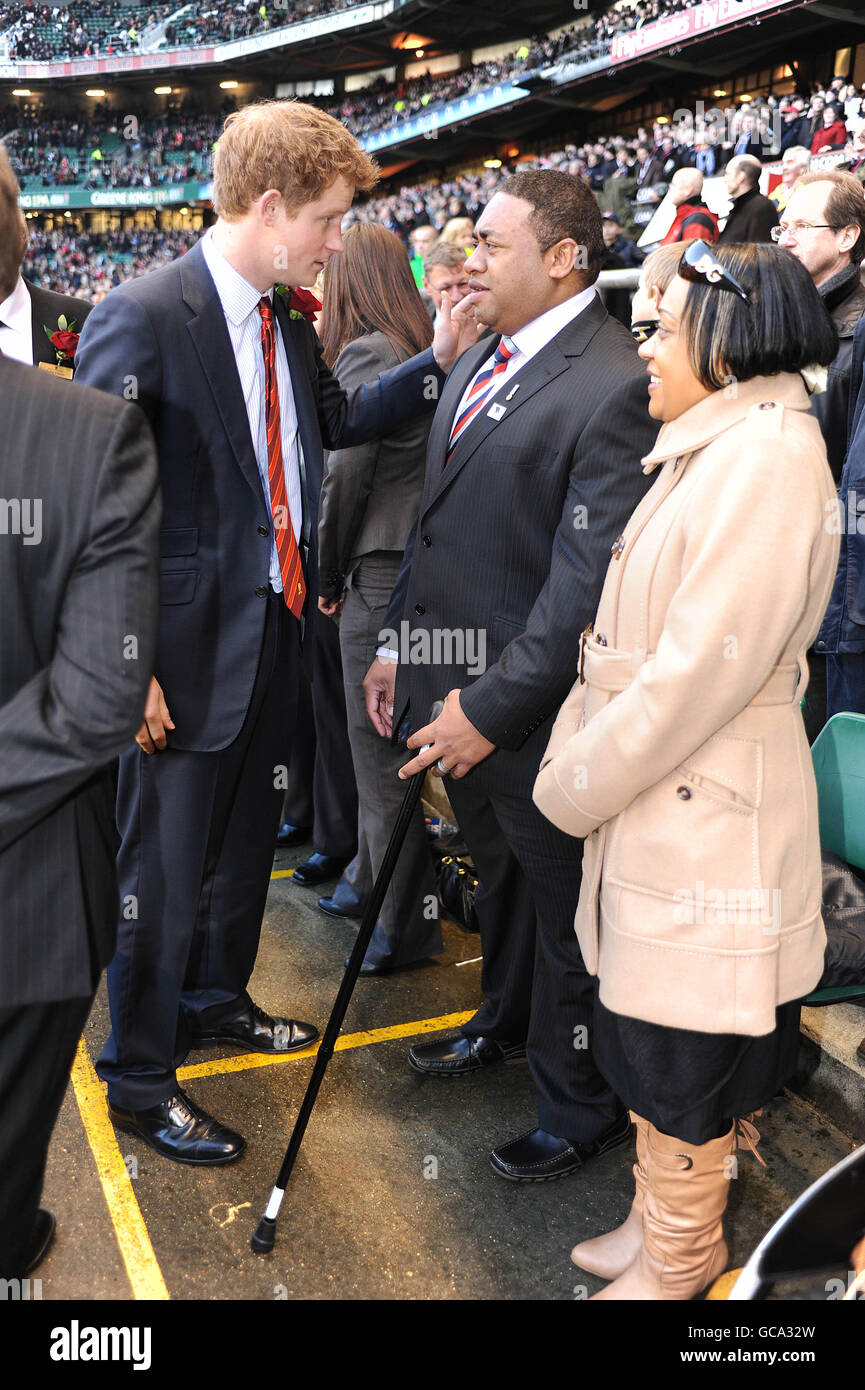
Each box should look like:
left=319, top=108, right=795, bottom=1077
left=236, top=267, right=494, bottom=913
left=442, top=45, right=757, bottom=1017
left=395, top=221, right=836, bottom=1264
left=18, top=182, right=207, bottom=209
left=610, top=0, right=806, bottom=64
left=361, top=81, right=532, bottom=152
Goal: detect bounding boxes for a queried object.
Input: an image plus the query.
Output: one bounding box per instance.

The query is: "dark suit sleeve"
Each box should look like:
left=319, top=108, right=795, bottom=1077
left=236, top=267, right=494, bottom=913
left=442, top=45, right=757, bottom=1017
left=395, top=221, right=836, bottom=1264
left=459, top=370, right=658, bottom=749
left=73, top=290, right=164, bottom=425
left=308, top=322, right=445, bottom=451
left=0, top=404, right=160, bottom=852
left=317, top=336, right=393, bottom=597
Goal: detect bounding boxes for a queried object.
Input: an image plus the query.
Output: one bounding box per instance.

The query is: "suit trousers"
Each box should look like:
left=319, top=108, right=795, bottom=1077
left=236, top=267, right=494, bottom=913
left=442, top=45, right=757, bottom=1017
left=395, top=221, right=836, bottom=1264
left=444, top=724, right=622, bottom=1141
left=339, top=554, right=443, bottom=966
left=281, top=610, right=359, bottom=859
left=98, top=590, right=300, bottom=1109
left=0, top=995, right=92, bottom=1277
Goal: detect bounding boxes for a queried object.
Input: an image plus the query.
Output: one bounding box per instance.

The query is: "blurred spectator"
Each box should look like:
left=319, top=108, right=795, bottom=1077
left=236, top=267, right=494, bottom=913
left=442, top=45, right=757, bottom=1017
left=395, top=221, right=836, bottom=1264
left=718, top=156, right=779, bottom=244
left=660, top=169, right=719, bottom=245
left=775, top=169, right=865, bottom=481
left=439, top=216, right=474, bottom=252
left=408, top=224, right=437, bottom=290
left=422, top=242, right=471, bottom=316
left=769, top=146, right=811, bottom=213
left=812, top=104, right=850, bottom=155
left=601, top=210, right=644, bottom=267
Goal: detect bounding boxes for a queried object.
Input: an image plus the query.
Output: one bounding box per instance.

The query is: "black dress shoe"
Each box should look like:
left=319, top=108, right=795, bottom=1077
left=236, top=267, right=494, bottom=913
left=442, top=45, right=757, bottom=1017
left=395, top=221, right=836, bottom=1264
left=23, top=1209, right=56, bottom=1274
left=108, top=1089, right=246, bottom=1166
left=319, top=894, right=365, bottom=920
left=291, top=852, right=351, bottom=886
left=490, top=1112, right=632, bottom=1182
left=408, top=1033, right=527, bottom=1076
left=276, top=821, right=311, bottom=848
left=188, top=997, right=318, bottom=1054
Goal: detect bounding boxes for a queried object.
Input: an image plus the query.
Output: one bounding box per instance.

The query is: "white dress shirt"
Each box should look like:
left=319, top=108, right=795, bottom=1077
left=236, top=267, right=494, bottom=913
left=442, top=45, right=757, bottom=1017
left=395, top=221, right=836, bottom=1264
left=452, top=285, right=598, bottom=429
left=200, top=229, right=303, bottom=593
left=0, top=275, right=34, bottom=366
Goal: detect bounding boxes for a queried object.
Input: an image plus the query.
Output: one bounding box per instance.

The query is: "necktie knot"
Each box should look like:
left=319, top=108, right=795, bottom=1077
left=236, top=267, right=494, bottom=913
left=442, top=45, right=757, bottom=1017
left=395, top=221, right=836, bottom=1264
left=496, top=336, right=516, bottom=364
left=258, top=296, right=274, bottom=324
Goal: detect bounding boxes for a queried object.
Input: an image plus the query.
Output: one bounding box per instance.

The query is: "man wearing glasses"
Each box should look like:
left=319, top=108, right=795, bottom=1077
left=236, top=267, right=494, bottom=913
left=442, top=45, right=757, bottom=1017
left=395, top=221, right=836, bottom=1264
left=772, top=170, right=865, bottom=482
left=775, top=171, right=865, bottom=747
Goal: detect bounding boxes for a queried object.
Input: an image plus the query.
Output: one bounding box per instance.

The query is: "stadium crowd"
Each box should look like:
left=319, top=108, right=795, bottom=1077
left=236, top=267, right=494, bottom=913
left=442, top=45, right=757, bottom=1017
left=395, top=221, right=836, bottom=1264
left=2, top=0, right=729, bottom=63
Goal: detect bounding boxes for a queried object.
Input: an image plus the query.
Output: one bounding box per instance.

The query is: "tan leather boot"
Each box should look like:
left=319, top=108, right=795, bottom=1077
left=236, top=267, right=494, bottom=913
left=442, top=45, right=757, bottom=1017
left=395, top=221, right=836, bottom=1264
left=571, top=1113, right=646, bottom=1278
left=591, top=1119, right=735, bottom=1301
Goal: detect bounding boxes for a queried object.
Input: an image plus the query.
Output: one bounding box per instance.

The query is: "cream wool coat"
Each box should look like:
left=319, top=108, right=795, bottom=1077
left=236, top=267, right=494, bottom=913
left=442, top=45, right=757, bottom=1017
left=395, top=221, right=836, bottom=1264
left=533, top=374, right=840, bottom=1037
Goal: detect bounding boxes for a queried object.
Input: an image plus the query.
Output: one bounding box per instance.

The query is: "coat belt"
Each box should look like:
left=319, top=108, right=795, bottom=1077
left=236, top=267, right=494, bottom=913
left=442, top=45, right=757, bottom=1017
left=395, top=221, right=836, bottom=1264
left=581, top=641, right=802, bottom=705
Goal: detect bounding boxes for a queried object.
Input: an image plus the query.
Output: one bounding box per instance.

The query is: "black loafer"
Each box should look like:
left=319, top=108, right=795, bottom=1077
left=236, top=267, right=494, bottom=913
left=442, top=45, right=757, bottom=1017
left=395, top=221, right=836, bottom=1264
left=319, top=894, right=365, bottom=920
left=189, top=997, right=318, bottom=1054
left=490, top=1112, right=632, bottom=1182
left=276, top=821, right=311, bottom=848
left=23, top=1209, right=56, bottom=1274
left=291, top=852, right=351, bottom=886
left=408, top=1033, right=527, bottom=1076
left=108, top=1089, right=246, bottom=1166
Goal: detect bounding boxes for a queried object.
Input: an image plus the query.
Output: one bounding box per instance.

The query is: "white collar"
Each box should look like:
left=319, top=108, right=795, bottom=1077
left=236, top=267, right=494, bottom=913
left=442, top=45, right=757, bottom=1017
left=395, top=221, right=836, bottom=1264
left=0, top=275, right=32, bottom=334
left=201, top=227, right=271, bottom=326
left=509, top=285, right=597, bottom=359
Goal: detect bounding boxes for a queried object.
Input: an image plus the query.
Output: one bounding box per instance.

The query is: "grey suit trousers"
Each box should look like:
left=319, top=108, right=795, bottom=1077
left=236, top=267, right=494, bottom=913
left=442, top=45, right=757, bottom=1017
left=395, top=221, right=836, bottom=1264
left=339, top=553, right=442, bottom=967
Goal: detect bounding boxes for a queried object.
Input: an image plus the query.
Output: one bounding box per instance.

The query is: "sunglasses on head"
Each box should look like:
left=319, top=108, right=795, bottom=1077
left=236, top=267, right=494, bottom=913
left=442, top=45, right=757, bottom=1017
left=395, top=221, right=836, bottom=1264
left=678, top=239, right=751, bottom=303
left=631, top=320, right=658, bottom=343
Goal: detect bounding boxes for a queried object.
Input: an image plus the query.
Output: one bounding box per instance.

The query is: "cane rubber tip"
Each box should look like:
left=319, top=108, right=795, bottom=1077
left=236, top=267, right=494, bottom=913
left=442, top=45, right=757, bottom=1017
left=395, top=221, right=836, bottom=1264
left=251, top=1217, right=276, bottom=1254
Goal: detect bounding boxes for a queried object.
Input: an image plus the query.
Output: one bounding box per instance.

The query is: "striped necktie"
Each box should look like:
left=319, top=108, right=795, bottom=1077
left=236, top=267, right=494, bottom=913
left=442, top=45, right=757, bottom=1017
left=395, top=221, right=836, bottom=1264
left=446, top=335, right=516, bottom=463
left=258, top=297, right=306, bottom=619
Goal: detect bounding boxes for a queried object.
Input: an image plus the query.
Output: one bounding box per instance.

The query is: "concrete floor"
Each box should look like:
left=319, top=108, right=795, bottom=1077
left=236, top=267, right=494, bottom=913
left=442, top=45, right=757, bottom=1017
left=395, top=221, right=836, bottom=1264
left=36, top=838, right=865, bottom=1303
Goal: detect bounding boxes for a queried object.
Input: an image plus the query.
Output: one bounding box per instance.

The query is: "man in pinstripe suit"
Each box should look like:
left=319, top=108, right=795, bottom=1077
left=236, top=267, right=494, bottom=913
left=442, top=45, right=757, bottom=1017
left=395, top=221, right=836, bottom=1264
left=366, top=171, right=660, bottom=1179
left=0, top=143, right=161, bottom=1278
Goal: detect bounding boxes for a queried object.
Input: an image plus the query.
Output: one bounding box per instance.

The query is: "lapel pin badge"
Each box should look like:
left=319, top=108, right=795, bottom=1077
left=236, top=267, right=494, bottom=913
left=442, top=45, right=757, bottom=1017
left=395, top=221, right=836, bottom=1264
left=505, top=383, right=521, bottom=401
left=487, top=402, right=507, bottom=421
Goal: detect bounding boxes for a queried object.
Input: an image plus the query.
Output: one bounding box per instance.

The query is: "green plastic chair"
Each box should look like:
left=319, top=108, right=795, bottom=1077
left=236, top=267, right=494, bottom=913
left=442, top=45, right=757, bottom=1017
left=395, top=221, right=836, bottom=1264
left=805, top=712, right=865, bottom=1005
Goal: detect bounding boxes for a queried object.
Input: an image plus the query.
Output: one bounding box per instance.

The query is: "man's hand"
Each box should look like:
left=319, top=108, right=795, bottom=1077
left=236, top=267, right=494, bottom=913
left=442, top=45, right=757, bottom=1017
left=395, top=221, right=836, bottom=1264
left=318, top=594, right=344, bottom=618
left=363, top=657, right=397, bottom=738
left=432, top=290, right=484, bottom=373
left=135, top=676, right=175, bottom=754
left=398, top=689, right=495, bottom=781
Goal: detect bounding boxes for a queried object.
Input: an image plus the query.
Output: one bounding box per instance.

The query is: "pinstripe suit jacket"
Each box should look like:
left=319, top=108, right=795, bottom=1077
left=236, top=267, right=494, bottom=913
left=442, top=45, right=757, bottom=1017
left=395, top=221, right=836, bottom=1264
left=388, top=294, right=660, bottom=751
left=0, top=355, right=160, bottom=1005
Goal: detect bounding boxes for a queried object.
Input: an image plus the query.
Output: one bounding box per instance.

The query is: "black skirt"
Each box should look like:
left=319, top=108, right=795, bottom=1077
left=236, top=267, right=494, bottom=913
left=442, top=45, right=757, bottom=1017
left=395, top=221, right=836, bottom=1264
left=592, top=996, right=802, bottom=1145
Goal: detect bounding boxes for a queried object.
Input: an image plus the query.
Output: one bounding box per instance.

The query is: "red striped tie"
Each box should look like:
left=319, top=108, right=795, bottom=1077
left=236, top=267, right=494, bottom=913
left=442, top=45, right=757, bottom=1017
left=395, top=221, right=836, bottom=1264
left=258, top=297, right=306, bottom=619
left=446, top=335, right=516, bottom=464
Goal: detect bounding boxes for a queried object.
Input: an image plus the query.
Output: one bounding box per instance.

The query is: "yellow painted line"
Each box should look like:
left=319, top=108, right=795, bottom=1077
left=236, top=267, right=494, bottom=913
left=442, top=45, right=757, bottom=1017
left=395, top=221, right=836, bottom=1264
left=69, top=1039, right=170, bottom=1301
left=705, top=1268, right=742, bottom=1300
left=270, top=869, right=295, bottom=879
left=177, top=1009, right=476, bottom=1081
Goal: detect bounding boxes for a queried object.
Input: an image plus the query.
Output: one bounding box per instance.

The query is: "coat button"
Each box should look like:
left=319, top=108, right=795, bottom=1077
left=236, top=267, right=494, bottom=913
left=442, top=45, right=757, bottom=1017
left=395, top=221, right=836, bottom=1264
left=422, top=534, right=432, bottom=547
left=758, top=402, right=775, bottom=410
left=676, top=785, right=692, bottom=800
left=415, top=603, right=425, bottom=615
left=257, top=524, right=269, bottom=536
left=255, top=585, right=268, bottom=598
left=815, top=640, right=826, bottom=650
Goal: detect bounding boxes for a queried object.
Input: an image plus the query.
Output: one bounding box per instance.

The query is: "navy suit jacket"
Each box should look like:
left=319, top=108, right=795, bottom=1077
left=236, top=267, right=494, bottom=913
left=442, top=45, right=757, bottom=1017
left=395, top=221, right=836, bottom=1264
left=74, top=237, right=444, bottom=752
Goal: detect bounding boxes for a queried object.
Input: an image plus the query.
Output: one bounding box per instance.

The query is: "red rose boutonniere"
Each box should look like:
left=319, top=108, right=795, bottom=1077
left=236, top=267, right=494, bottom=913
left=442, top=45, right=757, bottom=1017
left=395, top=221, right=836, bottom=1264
left=43, top=314, right=80, bottom=365
left=275, top=285, right=322, bottom=322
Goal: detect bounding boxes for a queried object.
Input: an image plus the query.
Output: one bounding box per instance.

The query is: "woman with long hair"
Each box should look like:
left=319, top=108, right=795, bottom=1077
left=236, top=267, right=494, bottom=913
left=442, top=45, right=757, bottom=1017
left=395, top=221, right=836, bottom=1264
left=316, top=223, right=442, bottom=974
left=534, top=242, right=839, bottom=1299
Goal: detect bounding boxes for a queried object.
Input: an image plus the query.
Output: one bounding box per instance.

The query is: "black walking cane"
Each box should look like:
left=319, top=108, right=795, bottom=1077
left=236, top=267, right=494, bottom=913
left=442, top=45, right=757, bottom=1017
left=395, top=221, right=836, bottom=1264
left=251, top=701, right=443, bottom=1254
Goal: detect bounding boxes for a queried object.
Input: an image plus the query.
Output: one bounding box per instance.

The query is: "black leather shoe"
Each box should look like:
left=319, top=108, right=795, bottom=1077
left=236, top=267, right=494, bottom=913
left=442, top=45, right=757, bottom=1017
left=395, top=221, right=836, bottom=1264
left=490, top=1112, right=632, bottom=1182
left=189, top=997, right=318, bottom=1054
left=408, top=1033, right=527, bottom=1076
left=319, top=894, right=365, bottom=920
left=292, top=852, right=350, bottom=886
left=276, top=821, right=311, bottom=848
left=108, top=1089, right=246, bottom=1166
left=23, top=1209, right=56, bottom=1274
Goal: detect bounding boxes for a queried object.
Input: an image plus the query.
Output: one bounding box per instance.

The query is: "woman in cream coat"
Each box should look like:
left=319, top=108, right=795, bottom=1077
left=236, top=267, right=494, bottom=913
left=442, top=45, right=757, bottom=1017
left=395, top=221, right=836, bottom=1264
left=534, top=242, right=839, bottom=1301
